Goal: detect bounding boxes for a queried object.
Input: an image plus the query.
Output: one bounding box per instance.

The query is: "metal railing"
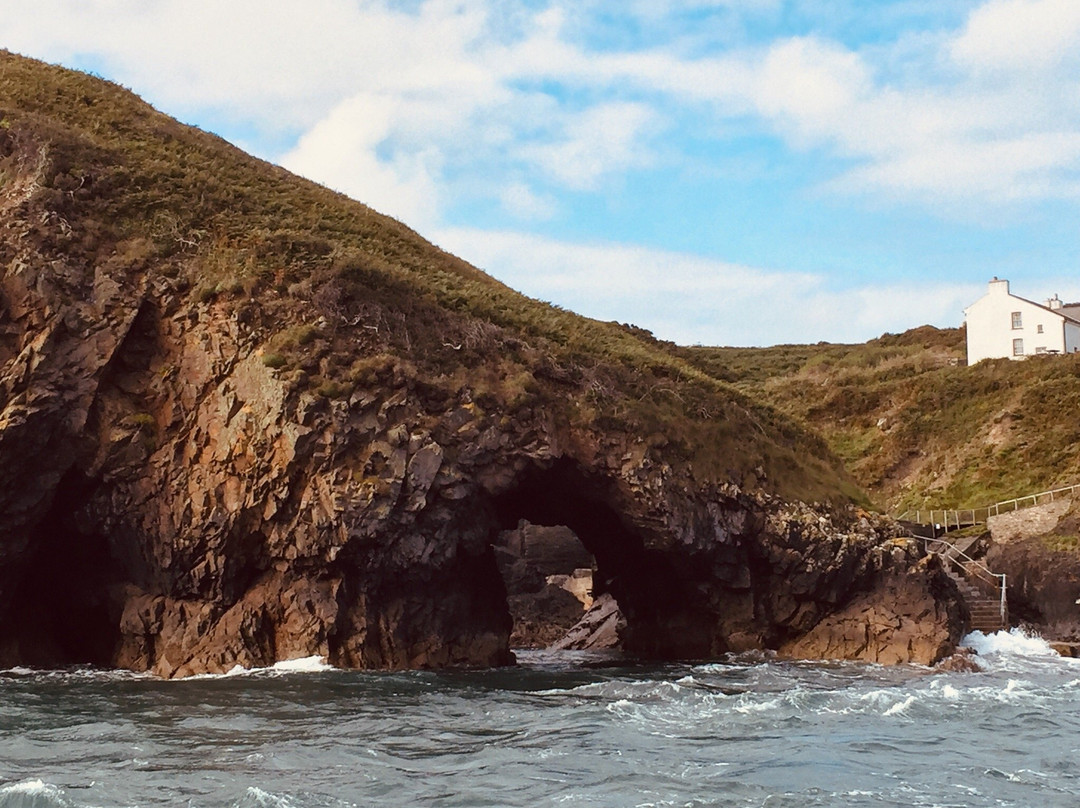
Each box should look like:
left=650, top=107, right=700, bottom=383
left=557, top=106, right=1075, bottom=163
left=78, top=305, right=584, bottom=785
left=897, top=482, right=1080, bottom=528
left=987, top=482, right=1080, bottom=517
left=921, top=535, right=1007, bottom=624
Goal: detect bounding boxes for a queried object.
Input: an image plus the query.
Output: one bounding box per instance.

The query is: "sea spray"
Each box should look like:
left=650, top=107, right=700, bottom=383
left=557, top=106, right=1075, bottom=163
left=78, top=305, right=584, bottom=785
left=963, top=627, right=1061, bottom=659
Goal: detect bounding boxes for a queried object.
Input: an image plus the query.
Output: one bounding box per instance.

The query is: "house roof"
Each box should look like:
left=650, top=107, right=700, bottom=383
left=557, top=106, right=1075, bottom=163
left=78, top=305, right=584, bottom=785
left=1059, top=305, right=1080, bottom=323
left=964, top=284, right=1080, bottom=325
left=1004, top=293, right=1080, bottom=326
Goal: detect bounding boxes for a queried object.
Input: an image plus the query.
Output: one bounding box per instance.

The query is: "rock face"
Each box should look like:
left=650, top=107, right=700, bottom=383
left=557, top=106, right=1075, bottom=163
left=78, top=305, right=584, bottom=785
left=987, top=538, right=1080, bottom=640
left=0, top=52, right=967, bottom=675
left=982, top=497, right=1080, bottom=640
left=0, top=274, right=965, bottom=673
left=780, top=554, right=963, bottom=665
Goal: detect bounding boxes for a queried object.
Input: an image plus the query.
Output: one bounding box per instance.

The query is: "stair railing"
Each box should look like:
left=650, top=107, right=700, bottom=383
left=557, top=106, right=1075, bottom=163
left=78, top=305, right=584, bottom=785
left=919, top=535, right=1007, bottom=624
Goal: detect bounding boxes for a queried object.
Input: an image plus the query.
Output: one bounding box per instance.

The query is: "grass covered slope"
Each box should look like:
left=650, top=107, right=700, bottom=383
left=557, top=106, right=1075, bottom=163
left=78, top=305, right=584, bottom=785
left=680, top=326, right=1080, bottom=512
left=0, top=50, right=857, bottom=504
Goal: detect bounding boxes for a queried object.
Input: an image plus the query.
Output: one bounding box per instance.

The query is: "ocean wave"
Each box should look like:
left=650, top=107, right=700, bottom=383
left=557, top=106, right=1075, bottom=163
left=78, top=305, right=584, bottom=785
left=0, top=667, right=154, bottom=683
left=963, top=628, right=1062, bottom=659
left=232, top=786, right=299, bottom=808
left=0, top=780, right=77, bottom=808
left=182, top=655, right=336, bottom=680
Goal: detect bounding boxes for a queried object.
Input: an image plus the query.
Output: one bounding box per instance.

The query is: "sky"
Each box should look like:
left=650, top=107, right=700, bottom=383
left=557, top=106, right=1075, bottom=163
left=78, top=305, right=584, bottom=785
left=3, top=0, right=1080, bottom=346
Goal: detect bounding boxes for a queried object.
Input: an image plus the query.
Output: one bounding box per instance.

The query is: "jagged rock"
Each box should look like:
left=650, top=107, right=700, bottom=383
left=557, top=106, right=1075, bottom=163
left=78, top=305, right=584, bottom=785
left=551, top=593, right=625, bottom=651
left=780, top=555, right=965, bottom=666
left=548, top=568, right=594, bottom=609
left=493, top=522, right=596, bottom=647
left=987, top=537, right=1080, bottom=640
left=935, top=647, right=982, bottom=672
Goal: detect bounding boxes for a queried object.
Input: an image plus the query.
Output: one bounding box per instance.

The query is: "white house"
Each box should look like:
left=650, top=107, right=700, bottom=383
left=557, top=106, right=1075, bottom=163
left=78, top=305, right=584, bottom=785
left=964, top=278, right=1080, bottom=364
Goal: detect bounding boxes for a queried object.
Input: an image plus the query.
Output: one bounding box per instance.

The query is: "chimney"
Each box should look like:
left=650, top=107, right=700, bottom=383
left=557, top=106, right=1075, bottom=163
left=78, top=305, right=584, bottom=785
left=989, top=277, right=1009, bottom=295
left=1048, top=294, right=1063, bottom=310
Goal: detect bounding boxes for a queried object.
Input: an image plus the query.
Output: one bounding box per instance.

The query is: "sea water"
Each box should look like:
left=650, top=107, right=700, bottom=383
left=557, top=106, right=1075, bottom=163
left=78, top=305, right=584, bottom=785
left=1, top=629, right=1077, bottom=807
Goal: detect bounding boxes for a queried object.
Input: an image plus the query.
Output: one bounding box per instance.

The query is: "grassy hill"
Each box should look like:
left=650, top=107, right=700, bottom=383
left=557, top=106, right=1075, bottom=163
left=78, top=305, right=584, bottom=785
left=678, top=326, right=1080, bottom=513
left=0, top=50, right=859, bottom=504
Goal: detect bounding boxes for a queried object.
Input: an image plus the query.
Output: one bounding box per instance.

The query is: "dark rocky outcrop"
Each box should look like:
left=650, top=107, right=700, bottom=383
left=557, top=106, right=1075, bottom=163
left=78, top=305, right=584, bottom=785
left=985, top=499, right=1080, bottom=641
left=0, top=52, right=966, bottom=675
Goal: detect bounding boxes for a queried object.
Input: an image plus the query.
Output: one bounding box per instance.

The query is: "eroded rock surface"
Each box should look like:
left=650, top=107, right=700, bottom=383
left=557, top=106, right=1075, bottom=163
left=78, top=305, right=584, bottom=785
left=979, top=498, right=1080, bottom=641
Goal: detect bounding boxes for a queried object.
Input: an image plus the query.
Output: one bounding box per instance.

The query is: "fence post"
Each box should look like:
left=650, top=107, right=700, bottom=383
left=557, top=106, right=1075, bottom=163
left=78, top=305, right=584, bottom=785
left=1000, top=574, right=1007, bottom=623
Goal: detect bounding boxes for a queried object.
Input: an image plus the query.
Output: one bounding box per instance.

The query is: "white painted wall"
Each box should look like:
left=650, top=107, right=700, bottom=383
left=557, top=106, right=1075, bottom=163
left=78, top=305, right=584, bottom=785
left=964, top=279, right=1069, bottom=363
left=1066, top=321, right=1080, bottom=354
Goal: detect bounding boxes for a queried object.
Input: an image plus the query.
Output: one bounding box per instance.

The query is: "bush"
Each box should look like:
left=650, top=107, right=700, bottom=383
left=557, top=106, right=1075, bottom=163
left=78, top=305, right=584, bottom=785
left=262, top=353, right=287, bottom=369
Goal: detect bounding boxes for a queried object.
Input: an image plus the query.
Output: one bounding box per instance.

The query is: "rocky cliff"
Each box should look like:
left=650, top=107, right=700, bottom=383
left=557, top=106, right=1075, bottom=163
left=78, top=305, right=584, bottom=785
left=0, top=52, right=965, bottom=675
left=985, top=498, right=1080, bottom=640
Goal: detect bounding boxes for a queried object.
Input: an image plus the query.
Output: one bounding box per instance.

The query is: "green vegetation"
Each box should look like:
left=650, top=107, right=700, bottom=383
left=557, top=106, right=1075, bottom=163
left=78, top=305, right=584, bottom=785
left=0, top=50, right=859, bottom=504
left=261, top=353, right=287, bottom=370
left=678, top=326, right=1080, bottom=512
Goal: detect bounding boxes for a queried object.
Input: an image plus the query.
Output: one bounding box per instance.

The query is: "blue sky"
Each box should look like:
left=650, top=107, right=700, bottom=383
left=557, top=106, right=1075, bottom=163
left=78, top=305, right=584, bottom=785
left=3, top=0, right=1080, bottom=345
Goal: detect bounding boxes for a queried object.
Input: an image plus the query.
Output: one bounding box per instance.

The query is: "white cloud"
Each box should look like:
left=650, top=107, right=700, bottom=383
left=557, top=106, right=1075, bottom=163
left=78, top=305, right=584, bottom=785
left=434, top=228, right=978, bottom=345
left=837, top=131, right=1080, bottom=203
left=754, top=37, right=872, bottom=143
left=280, top=93, right=443, bottom=231
left=521, top=102, right=662, bottom=190
left=6, top=0, right=1080, bottom=345
left=12, top=0, right=1080, bottom=215
left=499, top=182, right=558, bottom=220
left=0, top=0, right=497, bottom=129
left=951, top=0, right=1080, bottom=74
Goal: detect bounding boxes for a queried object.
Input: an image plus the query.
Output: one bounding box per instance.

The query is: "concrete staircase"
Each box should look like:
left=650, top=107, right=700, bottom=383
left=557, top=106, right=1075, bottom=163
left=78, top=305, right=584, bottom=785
left=905, top=527, right=1009, bottom=634
left=945, top=567, right=1008, bottom=634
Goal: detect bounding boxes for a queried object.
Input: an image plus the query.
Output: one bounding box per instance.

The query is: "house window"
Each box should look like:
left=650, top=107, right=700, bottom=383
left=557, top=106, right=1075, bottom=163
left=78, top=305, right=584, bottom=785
left=1013, top=338, right=1024, bottom=356
left=1036, top=346, right=1047, bottom=354
left=1037, top=324, right=1044, bottom=333
left=1011, top=312, right=1023, bottom=329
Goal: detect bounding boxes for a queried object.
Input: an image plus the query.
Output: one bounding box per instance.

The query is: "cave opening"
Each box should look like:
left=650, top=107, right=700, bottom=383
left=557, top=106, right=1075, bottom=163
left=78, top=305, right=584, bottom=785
left=0, top=468, right=125, bottom=668
left=489, top=458, right=680, bottom=655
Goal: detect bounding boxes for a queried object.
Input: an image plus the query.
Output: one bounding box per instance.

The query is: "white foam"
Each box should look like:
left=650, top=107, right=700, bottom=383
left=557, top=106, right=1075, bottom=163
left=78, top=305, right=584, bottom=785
left=0, top=780, right=70, bottom=807
left=234, top=786, right=298, bottom=808
left=270, top=655, right=333, bottom=673
left=182, top=655, right=334, bottom=680
left=883, top=694, right=917, bottom=716
left=963, top=628, right=1060, bottom=659
left=0, top=781, right=54, bottom=795
left=732, top=695, right=782, bottom=715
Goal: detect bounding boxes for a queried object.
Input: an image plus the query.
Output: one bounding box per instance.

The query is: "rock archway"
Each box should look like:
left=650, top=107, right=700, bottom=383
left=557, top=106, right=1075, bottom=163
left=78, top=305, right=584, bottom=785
left=486, top=458, right=714, bottom=659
